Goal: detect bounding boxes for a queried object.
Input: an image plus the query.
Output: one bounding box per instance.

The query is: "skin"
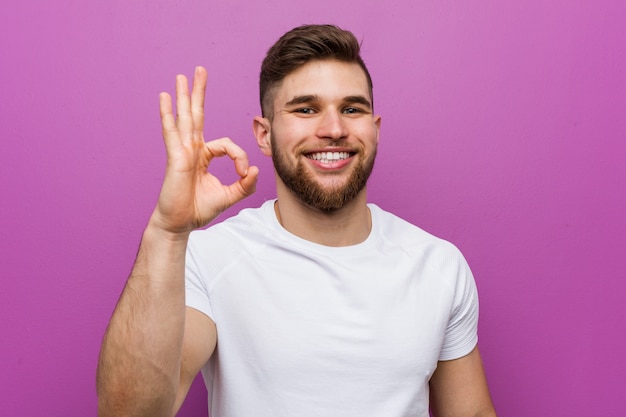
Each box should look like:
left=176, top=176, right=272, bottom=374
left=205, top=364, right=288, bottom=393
left=96, top=67, right=254, bottom=417
left=96, top=62, right=497, bottom=417
left=253, top=60, right=381, bottom=246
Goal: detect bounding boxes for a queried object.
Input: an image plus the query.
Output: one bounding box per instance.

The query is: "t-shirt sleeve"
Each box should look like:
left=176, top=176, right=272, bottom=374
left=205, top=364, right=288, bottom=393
left=438, top=252, right=479, bottom=361
left=184, top=239, right=215, bottom=321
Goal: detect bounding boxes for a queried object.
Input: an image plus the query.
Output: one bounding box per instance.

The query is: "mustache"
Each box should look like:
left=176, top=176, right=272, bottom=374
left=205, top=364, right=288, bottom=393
left=300, top=140, right=358, bottom=152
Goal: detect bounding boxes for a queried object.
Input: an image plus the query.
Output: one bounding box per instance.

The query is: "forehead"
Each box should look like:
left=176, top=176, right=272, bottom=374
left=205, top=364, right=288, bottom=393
left=274, top=60, right=371, bottom=104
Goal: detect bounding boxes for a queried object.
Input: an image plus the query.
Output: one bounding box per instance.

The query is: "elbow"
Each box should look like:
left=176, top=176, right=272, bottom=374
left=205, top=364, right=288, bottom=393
left=97, top=369, right=177, bottom=417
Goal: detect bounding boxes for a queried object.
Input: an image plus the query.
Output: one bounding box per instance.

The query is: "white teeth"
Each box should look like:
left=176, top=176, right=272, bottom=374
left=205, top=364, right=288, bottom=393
left=309, top=151, right=350, bottom=163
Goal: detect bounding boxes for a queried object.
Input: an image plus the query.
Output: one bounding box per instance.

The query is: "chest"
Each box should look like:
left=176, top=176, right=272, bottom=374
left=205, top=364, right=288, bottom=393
left=209, top=250, right=454, bottom=382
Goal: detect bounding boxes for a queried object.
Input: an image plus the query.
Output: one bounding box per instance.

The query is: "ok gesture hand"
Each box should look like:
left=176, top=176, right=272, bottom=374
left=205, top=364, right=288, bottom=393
left=151, top=66, right=258, bottom=235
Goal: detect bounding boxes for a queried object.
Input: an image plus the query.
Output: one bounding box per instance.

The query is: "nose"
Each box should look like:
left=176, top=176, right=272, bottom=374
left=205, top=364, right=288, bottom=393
left=316, top=109, right=348, bottom=140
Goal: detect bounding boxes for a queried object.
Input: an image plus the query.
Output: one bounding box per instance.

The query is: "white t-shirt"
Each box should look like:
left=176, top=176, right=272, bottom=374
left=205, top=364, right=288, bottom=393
left=185, top=200, right=479, bottom=417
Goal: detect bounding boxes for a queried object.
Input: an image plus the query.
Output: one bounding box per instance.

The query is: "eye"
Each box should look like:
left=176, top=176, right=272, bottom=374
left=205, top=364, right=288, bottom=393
left=343, top=107, right=363, bottom=114
left=295, top=107, right=316, bottom=114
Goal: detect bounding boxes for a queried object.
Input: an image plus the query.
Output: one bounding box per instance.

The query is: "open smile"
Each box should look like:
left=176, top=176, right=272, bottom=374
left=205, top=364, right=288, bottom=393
left=306, top=151, right=354, bottom=164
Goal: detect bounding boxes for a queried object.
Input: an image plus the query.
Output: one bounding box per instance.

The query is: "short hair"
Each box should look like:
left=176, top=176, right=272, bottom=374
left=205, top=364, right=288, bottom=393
left=259, top=24, right=373, bottom=120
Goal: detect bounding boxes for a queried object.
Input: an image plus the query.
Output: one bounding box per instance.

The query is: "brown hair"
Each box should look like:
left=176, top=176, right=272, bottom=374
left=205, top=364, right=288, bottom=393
left=259, top=24, right=373, bottom=120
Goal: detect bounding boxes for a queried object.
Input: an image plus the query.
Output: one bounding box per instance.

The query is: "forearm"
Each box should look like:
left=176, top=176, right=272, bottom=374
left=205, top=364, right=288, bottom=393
left=475, top=410, right=498, bottom=417
left=430, top=406, right=497, bottom=417
left=97, top=222, right=190, bottom=417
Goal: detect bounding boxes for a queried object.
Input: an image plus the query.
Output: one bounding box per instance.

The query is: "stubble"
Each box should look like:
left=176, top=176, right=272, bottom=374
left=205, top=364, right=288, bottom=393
left=271, top=140, right=377, bottom=212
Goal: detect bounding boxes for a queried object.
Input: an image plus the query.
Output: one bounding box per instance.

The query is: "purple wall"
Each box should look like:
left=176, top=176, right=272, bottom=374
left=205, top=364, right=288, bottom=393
left=2, top=1, right=625, bottom=416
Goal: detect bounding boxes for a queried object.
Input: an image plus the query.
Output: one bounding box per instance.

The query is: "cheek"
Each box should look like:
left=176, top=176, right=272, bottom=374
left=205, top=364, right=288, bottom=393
left=354, top=124, right=380, bottom=146
left=272, top=123, right=312, bottom=151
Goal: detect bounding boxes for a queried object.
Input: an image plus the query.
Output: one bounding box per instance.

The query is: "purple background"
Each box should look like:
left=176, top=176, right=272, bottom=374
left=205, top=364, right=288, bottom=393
left=2, top=1, right=625, bottom=416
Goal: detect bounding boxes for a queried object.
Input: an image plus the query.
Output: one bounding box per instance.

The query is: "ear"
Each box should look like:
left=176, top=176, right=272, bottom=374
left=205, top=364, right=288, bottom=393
left=253, top=116, right=272, bottom=157
left=374, top=115, right=382, bottom=144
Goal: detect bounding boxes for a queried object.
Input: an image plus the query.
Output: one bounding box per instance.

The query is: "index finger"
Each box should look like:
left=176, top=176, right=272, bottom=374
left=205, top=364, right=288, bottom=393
left=206, top=137, right=251, bottom=177
left=191, top=66, right=208, bottom=136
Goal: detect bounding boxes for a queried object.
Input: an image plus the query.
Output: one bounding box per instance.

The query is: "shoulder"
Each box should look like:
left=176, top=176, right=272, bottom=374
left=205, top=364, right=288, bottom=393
left=369, top=204, right=472, bottom=281
left=188, top=200, right=277, bottom=254
left=369, top=204, right=462, bottom=255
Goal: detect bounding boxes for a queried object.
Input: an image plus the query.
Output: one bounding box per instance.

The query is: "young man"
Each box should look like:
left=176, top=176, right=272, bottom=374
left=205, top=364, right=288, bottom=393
left=97, top=25, right=497, bottom=417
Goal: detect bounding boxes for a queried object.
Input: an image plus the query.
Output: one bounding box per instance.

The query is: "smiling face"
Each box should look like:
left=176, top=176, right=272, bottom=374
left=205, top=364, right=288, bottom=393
left=255, top=59, right=381, bottom=212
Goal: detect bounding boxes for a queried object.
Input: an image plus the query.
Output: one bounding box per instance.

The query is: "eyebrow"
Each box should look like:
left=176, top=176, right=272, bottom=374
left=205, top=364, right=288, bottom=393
left=344, top=95, right=372, bottom=109
left=285, top=95, right=320, bottom=106
left=284, top=94, right=372, bottom=109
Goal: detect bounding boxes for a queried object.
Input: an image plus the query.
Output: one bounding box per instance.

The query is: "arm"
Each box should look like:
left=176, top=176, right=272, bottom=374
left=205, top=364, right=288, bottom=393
left=96, top=66, right=258, bottom=417
left=429, top=346, right=497, bottom=417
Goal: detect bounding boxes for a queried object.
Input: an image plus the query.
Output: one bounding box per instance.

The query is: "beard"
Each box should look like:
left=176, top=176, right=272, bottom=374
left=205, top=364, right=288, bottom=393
left=271, top=140, right=377, bottom=212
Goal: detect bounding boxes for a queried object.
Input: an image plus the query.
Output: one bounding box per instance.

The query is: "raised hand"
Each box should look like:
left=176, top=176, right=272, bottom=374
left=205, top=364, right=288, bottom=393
left=151, top=66, right=259, bottom=235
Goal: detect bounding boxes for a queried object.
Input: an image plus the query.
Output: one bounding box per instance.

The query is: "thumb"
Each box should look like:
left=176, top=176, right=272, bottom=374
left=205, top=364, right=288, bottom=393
left=237, top=165, right=259, bottom=197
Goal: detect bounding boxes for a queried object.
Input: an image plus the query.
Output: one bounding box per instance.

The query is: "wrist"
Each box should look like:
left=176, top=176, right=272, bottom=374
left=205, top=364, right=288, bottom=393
left=144, top=217, right=192, bottom=244
left=146, top=211, right=194, bottom=242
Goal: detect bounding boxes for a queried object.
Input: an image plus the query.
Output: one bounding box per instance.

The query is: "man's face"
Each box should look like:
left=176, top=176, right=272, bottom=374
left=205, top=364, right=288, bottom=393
left=260, top=60, right=381, bottom=212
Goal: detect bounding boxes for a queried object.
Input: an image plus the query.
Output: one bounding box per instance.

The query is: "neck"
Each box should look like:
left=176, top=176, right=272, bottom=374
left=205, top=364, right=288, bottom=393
left=274, top=188, right=371, bottom=247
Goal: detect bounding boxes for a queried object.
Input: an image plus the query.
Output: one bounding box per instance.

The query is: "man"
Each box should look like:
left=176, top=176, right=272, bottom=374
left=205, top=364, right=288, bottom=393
left=97, top=24, right=497, bottom=417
